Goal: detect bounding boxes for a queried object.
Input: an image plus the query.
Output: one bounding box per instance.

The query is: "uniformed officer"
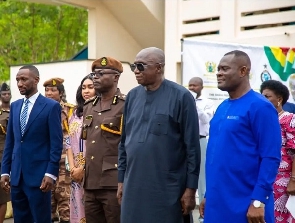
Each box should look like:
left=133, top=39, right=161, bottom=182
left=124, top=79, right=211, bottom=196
left=0, top=83, right=11, bottom=222
left=43, top=78, right=75, bottom=223
left=83, top=57, right=125, bottom=223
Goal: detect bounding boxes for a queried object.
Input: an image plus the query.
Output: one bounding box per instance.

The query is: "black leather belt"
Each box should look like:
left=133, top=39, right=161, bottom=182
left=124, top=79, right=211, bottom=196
left=200, top=135, right=206, bottom=139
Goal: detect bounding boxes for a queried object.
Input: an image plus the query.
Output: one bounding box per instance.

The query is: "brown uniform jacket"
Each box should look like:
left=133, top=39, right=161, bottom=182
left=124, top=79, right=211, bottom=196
left=83, top=89, right=125, bottom=190
left=0, top=108, right=9, bottom=162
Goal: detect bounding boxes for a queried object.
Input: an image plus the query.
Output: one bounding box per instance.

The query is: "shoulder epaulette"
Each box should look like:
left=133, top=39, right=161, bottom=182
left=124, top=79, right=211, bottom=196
left=84, top=96, right=98, bottom=105
left=0, top=109, right=9, bottom=114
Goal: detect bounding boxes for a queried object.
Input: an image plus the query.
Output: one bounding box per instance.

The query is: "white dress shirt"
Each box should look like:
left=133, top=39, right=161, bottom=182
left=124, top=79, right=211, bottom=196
left=195, top=95, right=215, bottom=136
left=2, top=92, right=57, bottom=181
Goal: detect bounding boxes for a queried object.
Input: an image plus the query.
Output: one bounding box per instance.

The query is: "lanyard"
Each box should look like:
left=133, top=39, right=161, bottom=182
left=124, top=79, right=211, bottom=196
left=79, top=138, right=84, bottom=153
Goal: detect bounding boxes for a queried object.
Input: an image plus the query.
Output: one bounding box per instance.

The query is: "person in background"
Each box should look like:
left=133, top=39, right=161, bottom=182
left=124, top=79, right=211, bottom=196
left=288, top=74, right=295, bottom=102
left=188, top=77, right=214, bottom=223
left=283, top=74, right=295, bottom=113
left=66, top=75, right=95, bottom=223
left=260, top=80, right=295, bottom=223
left=44, top=78, right=75, bottom=223
left=0, top=83, right=11, bottom=223
left=283, top=101, right=295, bottom=113
left=200, top=50, right=281, bottom=223
left=117, top=47, right=201, bottom=223
left=1, top=65, right=63, bottom=223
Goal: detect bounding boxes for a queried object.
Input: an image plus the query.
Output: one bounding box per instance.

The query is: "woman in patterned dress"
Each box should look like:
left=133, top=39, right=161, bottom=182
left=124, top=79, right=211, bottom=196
left=66, top=75, right=95, bottom=223
left=260, top=80, right=295, bottom=223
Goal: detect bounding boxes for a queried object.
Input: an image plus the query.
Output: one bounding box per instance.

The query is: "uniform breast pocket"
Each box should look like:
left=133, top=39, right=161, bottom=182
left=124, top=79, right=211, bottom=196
left=100, top=156, right=118, bottom=187
left=101, top=116, right=122, bottom=138
left=84, top=117, right=93, bottom=127
left=150, top=114, right=169, bottom=136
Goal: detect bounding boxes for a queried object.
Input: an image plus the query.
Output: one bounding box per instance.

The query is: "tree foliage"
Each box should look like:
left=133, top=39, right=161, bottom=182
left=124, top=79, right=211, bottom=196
left=0, top=1, right=88, bottom=81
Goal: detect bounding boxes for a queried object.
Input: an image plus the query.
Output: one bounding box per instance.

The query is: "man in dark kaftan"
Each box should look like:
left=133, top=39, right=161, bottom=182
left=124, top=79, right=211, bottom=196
left=117, top=47, right=201, bottom=223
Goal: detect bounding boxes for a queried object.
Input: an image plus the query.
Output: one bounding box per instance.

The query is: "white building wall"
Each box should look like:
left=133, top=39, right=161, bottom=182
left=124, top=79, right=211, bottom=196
left=87, top=6, right=142, bottom=63
left=166, top=0, right=295, bottom=84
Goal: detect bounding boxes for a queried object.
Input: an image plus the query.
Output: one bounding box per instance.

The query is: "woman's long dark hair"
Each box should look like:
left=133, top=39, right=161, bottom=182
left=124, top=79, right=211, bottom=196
left=76, top=75, right=94, bottom=118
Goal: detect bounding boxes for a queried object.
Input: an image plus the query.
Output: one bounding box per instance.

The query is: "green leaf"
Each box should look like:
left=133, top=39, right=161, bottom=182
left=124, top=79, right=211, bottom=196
left=0, top=1, right=88, bottom=81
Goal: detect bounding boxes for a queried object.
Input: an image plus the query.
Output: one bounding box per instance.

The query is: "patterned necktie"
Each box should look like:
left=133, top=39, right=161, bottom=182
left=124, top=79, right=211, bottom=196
left=20, top=99, right=29, bottom=136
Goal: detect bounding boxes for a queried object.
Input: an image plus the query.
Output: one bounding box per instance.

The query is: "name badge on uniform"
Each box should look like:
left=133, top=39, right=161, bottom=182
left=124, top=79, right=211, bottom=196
left=82, top=115, right=93, bottom=140
left=81, top=124, right=87, bottom=140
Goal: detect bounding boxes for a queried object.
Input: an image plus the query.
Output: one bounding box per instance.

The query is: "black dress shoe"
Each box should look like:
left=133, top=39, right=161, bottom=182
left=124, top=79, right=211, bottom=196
left=52, top=217, right=59, bottom=222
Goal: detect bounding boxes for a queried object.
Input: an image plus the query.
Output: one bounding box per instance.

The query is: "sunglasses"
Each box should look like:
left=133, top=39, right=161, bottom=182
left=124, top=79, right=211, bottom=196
left=130, top=63, right=162, bottom=72
left=90, top=70, right=119, bottom=77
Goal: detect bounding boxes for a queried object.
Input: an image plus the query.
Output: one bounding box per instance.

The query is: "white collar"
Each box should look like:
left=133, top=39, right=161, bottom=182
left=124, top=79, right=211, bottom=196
left=196, top=94, right=205, bottom=100
left=24, top=91, right=40, bottom=104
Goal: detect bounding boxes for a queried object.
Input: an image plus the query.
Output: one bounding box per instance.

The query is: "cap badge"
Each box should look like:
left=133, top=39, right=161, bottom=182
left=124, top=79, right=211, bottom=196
left=101, top=57, right=107, bottom=66
left=52, top=79, right=56, bottom=86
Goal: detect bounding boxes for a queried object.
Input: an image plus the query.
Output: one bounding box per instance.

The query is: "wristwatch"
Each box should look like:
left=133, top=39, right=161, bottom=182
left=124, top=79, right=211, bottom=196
left=253, top=200, right=265, bottom=208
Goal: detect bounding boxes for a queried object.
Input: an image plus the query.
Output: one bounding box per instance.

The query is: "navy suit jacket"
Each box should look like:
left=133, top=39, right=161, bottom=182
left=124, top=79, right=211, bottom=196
left=1, top=94, right=63, bottom=187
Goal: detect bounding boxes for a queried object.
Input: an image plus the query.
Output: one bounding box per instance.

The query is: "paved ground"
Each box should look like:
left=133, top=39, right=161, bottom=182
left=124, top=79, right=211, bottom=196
left=4, top=208, right=200, bottom=223
left=4, top=196, right=201, bottom=222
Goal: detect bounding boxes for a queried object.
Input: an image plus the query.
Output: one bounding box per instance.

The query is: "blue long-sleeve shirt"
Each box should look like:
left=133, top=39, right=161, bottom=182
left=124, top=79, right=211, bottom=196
left=204, top=90, right=281, bottom=223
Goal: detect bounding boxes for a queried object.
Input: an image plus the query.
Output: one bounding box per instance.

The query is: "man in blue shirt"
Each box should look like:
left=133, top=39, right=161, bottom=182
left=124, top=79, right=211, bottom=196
left=199, top=50, right=281, bottom=223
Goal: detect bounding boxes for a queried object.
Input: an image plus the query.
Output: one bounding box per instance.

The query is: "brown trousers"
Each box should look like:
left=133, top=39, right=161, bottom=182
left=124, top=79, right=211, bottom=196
left=84, top=189, right=120, bottom=223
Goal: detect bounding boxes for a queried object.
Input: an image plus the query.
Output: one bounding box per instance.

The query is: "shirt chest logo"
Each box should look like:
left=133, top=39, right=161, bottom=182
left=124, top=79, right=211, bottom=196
left=227, top=115, right=239, bottom=120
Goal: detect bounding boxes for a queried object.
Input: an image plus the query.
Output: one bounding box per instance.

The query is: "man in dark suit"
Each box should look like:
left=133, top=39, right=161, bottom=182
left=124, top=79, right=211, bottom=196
left=0, top=65, right=63, bottom=223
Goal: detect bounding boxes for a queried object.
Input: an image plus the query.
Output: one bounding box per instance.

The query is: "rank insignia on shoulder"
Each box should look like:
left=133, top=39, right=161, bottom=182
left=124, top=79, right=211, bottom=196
left=93, top=96, right=99, bottom=105
left=112, top=95, right=118, bottom=105
left=84, top=96, right=98, bottom=105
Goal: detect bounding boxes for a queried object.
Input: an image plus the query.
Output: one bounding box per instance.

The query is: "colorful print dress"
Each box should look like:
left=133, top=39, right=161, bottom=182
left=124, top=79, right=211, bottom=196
left=67, top=111, right=86, bottom=223
left=274, top=111, right=295, bottom=223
